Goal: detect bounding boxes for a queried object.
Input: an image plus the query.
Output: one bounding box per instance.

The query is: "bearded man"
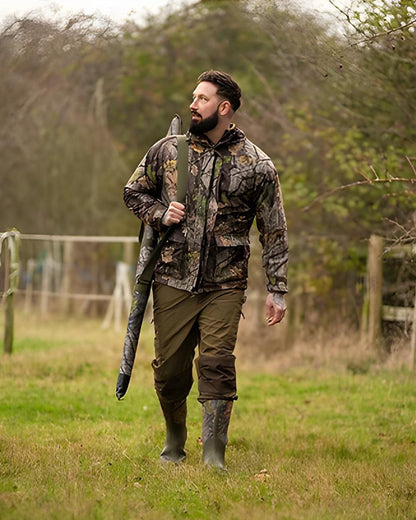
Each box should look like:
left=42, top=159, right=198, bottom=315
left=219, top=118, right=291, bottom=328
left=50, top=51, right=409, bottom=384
left=124, top=70, right=288, bottom=469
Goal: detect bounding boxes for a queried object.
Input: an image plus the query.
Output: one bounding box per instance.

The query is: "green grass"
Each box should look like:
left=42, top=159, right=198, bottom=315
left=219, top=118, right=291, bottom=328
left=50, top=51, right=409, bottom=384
left=0, top=312, right=415, bottom=519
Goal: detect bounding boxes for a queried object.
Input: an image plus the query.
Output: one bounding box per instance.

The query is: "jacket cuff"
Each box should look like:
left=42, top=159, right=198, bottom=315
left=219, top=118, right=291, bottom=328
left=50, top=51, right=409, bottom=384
left=271, top=292, right=287, bottom=310
left=150, top=203, right=169, bottom=231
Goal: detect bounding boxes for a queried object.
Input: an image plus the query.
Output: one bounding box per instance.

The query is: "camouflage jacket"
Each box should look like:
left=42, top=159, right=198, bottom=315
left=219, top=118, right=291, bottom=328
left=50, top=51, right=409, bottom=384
left=124, top=125, right=288, bottom=296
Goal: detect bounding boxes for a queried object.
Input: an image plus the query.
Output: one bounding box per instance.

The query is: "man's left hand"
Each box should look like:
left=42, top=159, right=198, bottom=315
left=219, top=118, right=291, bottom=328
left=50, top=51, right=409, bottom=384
left=265, top=293, right=286, bottom=326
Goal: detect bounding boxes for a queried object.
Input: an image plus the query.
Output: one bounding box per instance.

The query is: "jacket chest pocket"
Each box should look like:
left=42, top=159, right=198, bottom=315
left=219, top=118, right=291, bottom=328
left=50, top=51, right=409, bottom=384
left=220, top=165, right=256, bottom=204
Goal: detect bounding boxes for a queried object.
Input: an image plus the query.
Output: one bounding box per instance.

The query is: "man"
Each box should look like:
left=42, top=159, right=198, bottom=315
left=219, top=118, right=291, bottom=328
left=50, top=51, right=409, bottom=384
left=124, top=70, right=288, bottom=469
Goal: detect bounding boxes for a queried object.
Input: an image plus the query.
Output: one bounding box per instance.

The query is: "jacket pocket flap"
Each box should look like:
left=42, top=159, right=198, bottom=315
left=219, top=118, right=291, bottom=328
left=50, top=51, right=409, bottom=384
left=214, top=234, right=249, bottom=247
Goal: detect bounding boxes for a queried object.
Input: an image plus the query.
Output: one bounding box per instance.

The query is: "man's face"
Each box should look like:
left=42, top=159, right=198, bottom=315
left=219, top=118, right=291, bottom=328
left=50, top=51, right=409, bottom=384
left=189, top=81, right=223, bottom=135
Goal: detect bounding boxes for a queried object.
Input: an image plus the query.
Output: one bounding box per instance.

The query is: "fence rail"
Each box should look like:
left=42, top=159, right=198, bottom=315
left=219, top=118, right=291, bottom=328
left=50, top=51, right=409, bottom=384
left=18, top=233, right=138, bottom=243
left=2, top=231, right=416, bottom=367
left=1, top=232, right=141, bottom=353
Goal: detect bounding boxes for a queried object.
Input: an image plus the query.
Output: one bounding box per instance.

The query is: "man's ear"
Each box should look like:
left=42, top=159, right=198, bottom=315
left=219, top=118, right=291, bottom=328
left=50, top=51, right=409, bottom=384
left=219, top=100, right=232, bottom=116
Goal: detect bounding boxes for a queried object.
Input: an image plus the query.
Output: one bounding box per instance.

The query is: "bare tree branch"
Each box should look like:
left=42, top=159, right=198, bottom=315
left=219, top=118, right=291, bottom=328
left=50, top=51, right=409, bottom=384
left=406, top=156, right=416, bottom=178
left=302, top=159, right=416, bottom=212
left=349, top=17, right=416, bottom=48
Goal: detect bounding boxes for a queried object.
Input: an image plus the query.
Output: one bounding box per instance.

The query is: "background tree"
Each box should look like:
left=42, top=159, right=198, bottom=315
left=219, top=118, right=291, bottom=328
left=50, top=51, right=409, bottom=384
left=0, top=15, right=130, bottom=235
left=1, top=0, right=415, bottom=334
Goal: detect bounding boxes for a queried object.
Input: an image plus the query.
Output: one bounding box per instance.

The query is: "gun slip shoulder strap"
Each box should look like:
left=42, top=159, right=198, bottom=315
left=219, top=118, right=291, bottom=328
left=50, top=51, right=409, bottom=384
left=137, top=134, right=188, bottom=288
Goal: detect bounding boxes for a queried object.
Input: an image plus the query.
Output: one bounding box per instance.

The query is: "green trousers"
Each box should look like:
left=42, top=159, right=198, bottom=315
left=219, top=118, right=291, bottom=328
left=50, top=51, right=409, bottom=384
left=151, top=283, right=245, bottom=403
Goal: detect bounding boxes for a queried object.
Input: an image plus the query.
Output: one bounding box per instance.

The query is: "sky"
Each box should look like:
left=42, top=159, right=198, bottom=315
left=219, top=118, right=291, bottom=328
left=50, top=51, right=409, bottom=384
left=0, top=0, right=345, bottom=26
left=0, top=0, right=181, bottom=24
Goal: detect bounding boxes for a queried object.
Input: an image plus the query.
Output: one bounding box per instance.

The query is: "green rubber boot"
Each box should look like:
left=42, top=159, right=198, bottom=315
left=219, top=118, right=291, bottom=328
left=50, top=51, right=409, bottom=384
left=159, top=398, right=187, bottom=463
left=202, top=400, right=233, bottom=470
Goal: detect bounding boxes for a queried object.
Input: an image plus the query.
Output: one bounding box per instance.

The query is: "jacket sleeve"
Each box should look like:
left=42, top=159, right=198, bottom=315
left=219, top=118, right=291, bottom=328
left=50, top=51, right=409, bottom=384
left=255, top=158, right=289, bottom=296
left=123, top=140, right=170, bottom=232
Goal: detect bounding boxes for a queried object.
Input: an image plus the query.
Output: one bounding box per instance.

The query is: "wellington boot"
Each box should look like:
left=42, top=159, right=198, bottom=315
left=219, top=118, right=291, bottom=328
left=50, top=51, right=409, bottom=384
left=202, top=400, right=233, bottom=470
left=159, top=398, right=187, bottom=463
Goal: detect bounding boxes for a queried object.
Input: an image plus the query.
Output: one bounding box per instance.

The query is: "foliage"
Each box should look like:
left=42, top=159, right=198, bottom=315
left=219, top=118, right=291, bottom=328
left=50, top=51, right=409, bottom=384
left=325, top=0, right=416, bottom=226
left=0, top=16, right=130, bottom=235
left=108, top=1, right=277, bottom=166
left=0, top=0, right=415, bottom=320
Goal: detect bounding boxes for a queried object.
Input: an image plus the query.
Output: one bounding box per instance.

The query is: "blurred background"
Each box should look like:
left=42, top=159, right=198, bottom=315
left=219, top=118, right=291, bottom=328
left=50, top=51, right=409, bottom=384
left=1, top=0, right=415, bottom=366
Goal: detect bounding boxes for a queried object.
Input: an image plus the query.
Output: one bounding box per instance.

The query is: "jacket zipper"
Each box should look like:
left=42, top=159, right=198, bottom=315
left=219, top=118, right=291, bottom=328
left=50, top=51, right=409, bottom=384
left=192, top=150, right=218, bottom=292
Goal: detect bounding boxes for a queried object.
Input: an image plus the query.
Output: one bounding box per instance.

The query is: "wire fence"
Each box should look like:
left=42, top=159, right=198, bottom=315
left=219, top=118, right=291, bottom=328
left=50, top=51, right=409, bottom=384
left=0, top=231, right=140, bottom=331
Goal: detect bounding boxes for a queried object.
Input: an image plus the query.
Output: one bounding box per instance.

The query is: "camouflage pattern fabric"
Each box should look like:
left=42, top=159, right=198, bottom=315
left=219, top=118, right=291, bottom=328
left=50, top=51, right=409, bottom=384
left=202, top=399, right=233, bottom=447
left=135, top=222, right=157, bottom=280
left=124, top=125, right=288, bottom=297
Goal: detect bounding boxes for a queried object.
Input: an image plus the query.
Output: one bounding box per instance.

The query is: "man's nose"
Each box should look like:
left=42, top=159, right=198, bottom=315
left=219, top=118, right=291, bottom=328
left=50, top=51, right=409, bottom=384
left=189, top=98, right=198, bottom=110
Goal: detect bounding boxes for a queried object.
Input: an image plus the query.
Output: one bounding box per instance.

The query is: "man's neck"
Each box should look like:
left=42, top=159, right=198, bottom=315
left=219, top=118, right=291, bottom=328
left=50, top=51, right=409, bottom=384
left=204, top=121, right=232, bottom=145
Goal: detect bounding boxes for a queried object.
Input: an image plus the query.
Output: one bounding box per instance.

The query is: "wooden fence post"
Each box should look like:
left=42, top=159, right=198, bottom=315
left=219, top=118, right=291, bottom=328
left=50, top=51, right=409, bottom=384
left=3, top=235, right=12, bottom=354
left=24, top=259, right=35, bottom=314
left=368, top=234, right=383, bottom=349
left=123, top=241, right=135, bottom=267
left=40, top=253, right=53, bottom=317
left=102, top=261, right=132, bottom=331
left=410, top=288, right=416, bottom=371
left=61, top=241, right=74, bottom=314
left=1, top=231, right=20, bottom=355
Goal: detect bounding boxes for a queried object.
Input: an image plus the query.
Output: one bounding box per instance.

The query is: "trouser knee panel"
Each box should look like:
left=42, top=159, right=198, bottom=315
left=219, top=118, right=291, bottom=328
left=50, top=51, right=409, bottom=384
left=195, top=353, right=237, bottom=403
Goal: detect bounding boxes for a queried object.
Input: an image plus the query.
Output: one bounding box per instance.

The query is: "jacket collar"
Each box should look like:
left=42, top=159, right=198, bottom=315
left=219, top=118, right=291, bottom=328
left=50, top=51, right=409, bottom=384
left=187, top=124, right=245, bottom=151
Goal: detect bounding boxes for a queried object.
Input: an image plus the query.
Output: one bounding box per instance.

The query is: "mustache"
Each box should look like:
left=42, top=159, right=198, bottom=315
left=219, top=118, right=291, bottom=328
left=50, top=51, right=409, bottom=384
left=191, top=110, right=202, bottom=118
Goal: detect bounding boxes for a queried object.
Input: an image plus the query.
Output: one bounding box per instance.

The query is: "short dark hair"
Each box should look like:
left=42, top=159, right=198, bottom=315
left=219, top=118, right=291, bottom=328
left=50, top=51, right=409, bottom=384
left=197, top=70, right=241, bottom=112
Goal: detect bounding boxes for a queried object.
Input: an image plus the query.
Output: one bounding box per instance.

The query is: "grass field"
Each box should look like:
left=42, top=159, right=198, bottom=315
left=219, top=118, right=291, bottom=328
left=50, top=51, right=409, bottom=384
left=0, top=311, right=415, bottom=519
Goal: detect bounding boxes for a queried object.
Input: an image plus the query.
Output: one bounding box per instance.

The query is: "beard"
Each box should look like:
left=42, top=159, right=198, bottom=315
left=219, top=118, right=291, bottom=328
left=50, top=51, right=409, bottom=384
left=189, top=108, right=219, bottom=136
